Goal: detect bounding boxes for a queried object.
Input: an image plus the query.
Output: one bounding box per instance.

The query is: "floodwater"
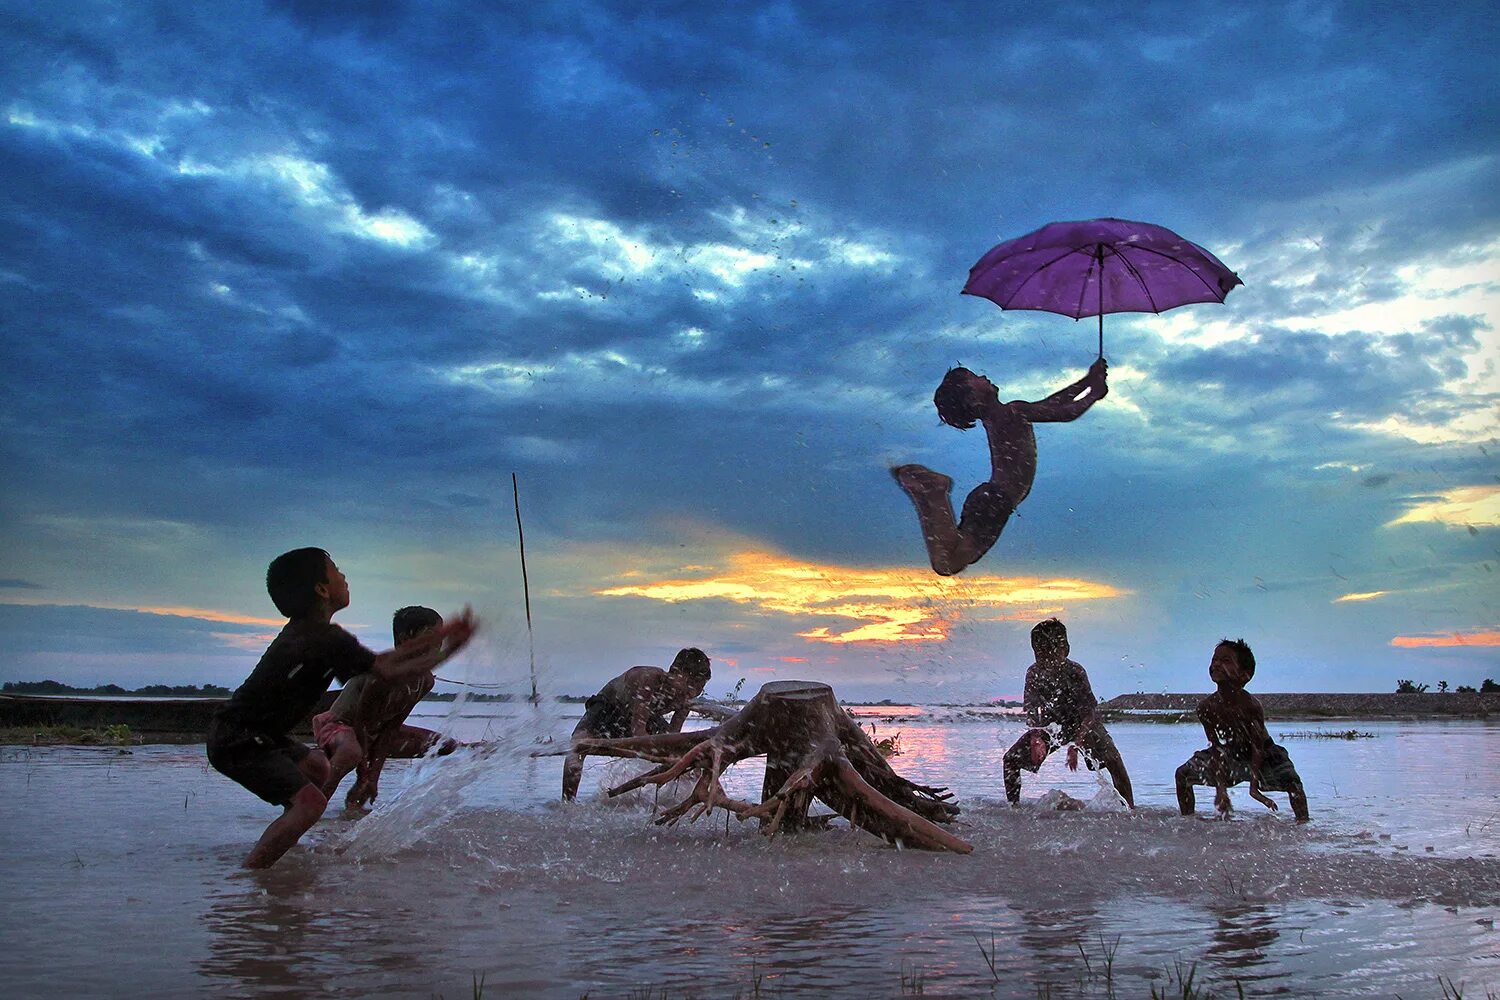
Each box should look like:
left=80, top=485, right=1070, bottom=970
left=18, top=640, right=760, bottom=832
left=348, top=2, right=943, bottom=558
left=1, top=704, right=1496, bottom=998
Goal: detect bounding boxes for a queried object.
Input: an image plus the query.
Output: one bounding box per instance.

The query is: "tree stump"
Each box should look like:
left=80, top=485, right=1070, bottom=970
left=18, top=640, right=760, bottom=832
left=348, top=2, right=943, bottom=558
left=547, top=680, right=970, bottom=853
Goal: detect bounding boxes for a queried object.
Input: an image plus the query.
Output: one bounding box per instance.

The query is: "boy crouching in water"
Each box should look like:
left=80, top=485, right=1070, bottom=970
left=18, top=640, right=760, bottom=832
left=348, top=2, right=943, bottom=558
left=1175, top=638, right=1309, bottom=822
left=562, top=648, right=712, bottom=800
left=207, top=549, right=477, bottom=868
left=1002, top=618, right=1134, bottom=808
left=314, top=605, right=463, bottom=809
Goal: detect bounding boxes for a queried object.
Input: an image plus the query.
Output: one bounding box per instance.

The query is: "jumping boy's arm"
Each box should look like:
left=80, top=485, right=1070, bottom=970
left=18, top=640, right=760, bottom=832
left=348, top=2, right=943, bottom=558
left=666, top=704, right=692, bottom=733
left=1011, top=358, right=1108, bottom=423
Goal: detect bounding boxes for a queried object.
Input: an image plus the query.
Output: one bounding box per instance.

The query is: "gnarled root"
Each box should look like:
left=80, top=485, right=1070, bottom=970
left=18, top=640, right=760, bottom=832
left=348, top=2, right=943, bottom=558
left=575, top=680, right=971, bottom=853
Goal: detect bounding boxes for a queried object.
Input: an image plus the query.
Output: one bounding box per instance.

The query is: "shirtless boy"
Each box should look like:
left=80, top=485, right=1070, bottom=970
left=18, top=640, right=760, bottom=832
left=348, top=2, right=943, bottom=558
left=206, top=548, right=476, bottom=867
left=314, top=605, right=462, bottom=809
left=1002, top=618, right=1134, bottom=808
left=894, top=357, right=1107, bottom=575
left=1176, top=638, right=1309, bottom=822
left=561, top=648, right=711, bottom=800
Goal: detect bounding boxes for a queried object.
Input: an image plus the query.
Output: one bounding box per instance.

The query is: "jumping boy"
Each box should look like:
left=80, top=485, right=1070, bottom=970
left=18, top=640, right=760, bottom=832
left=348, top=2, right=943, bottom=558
left=894, top=357, right=1107, bottom=575
left=206, top=548, right=477, bottom=868
left=1002, top=618, right=1134, bottom=808
left=314, top=605, right=462, bottom=810
left=1175, top=638, right=1309, bottom=822
left=561, top=648, right=712, bottom=800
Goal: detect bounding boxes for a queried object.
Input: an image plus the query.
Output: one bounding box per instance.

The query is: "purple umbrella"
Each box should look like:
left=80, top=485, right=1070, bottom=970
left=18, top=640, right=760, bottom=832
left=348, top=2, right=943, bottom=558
left=962, top=217, right=1243, bottom=357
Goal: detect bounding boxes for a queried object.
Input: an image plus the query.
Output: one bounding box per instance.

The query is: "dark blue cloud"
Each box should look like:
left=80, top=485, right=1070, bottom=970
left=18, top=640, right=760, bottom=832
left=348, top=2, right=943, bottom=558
left=0, top=0, right=1496, bottom=692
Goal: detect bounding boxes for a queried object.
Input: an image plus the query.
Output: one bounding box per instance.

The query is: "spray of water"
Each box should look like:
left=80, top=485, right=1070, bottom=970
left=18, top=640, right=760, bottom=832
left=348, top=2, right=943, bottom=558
left=336, top=604, right=574, bottom=859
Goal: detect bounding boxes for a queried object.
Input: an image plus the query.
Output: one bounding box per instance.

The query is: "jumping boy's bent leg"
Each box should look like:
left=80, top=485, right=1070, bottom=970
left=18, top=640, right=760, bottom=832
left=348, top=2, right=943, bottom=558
left=894, top=468, right=1013, bottom=576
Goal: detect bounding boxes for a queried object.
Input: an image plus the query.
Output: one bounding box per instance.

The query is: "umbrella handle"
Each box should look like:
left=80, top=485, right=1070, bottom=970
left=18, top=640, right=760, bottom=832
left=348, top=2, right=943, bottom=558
left=1096, top=245, right=1105, bottom=359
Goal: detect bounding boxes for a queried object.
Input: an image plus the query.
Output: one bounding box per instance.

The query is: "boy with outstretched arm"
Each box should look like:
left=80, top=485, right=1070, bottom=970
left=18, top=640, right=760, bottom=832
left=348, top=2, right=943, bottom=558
left=1175, top=638, right=1309, bottom=822
left=562, top=647, right=711, bottom=800
left=314, top=605, right=462, bottom=809
left=893, top=358, right=1107, bottom=576
left=207, top=548, right=477, bottom=868
left=1002, top=618, right=1134, bottom=808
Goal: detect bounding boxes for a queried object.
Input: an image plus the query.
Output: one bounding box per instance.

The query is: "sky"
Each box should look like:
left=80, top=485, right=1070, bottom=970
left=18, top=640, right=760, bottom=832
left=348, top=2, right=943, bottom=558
left=0, top=1, right=1496, bottom=702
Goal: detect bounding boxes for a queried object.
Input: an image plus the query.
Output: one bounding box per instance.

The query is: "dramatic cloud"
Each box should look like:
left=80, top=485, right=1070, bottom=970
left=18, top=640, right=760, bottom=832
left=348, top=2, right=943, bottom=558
left=1, top=1, right=1496, bottom=694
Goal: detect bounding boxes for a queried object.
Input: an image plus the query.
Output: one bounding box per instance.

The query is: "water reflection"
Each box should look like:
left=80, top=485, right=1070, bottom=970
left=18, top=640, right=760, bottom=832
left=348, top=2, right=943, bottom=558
left=2, top=724, right=1497, bottom=998
left=1202, top=903, right=1284, bottom=991
left=1004, top=900, right=1106, bottom=995
left=200, top=869, right=335, bottom=996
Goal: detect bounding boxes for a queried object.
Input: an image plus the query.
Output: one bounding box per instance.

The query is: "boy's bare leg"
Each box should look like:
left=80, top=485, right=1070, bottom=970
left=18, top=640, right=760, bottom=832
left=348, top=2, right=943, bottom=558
left=1099, top=749, right=1135, bottom=808
left=1078, top=730, right=1135, bottom=808
left=319, top=731, right=364, bottom=800
left=345, top=726, right=451, bottom=809
left=1175, top=762, right=1197, bottom=816
left=245, top=779, right=328, bottom=869
left=1288, top=781, right=1310, bottom=823
left=893, top=466, right=978, bottom=576
left=562, top=750, right=585, bottom=801
left=1002, top=729, right=1049, bottom=804
left=380, top=724, right=444, bottom=758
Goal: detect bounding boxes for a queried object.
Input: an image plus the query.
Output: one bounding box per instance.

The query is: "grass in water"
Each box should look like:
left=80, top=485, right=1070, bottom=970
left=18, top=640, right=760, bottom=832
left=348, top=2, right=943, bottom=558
left=899, top=960, right=925, bottom=995
left=0, top=723, right=137, bottom=745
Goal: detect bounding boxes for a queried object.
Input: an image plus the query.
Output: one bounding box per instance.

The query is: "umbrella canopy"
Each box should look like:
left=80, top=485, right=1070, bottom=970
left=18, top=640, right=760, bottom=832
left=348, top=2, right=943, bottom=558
left=962, top=218, right=1242, bottom=355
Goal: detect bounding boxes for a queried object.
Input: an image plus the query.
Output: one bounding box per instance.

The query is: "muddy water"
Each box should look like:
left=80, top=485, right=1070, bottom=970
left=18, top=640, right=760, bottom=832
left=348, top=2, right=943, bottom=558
left=1, top=710, right=1496, bottom=998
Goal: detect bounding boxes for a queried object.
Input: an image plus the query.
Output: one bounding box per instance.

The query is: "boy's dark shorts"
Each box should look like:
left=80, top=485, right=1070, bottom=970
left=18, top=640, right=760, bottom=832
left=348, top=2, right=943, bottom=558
left=207, top=722, right=315, bottom=807
left=1010, top=724, right=1121, bottom=773
left=958, top=482, right=1016, bottom=564
left=574, top=696, right=669, bottom=740
left=1178, top=743, right=1303, bottom=792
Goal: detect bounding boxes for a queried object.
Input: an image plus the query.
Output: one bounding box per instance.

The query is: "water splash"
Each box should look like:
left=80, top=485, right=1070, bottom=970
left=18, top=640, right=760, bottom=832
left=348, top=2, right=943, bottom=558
left=335, top=619, right=574, bottom=859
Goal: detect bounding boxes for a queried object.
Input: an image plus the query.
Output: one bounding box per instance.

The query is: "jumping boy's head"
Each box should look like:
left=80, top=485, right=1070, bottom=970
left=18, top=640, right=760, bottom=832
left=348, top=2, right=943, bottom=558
left=1030, top=618, right=1069, bottom=660
left=393, top=606, right=443, bottom=646
left=934, top=367, right=997, bottom=430
left=1210, top=638, right=1256, bottom=688
left=266, top=547, right=348, bottom=619
left=667, top=647, right=712, bottom=699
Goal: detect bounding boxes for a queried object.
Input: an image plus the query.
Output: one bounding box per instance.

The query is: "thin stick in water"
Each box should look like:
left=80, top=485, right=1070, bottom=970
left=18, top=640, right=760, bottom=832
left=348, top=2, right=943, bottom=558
left=512, top=472, right=538, bottom=703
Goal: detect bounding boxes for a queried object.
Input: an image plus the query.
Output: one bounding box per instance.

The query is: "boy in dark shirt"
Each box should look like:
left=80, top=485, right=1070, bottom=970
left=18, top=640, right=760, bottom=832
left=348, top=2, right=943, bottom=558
left=561, top=647, right=711, bottom=800
left=1002, top=618, right=1134, bottom=807
left=207, top=548, right=477, bottom=868
left=314, top=605, right=461, bottom=809
left=1175, top=638, right=1309, bottom=822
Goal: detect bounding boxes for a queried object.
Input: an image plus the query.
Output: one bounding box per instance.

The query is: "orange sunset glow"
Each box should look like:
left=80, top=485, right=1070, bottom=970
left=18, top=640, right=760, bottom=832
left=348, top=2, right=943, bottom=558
left=1386, top=485, right=1500, bottom=529
left=595, top=549, right=1124, bottom=644
left=0, top=599, right=284, bottom=628
left=1390, top=628, right=1500, bottom=648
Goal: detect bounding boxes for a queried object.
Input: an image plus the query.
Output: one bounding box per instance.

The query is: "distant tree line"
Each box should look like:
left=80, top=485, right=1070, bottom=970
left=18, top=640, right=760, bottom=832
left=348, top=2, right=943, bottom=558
left=1396, top=678, right=1498, bottom=694
left=424, top=692, right=589, bottom=703
left=4, top=680, right=232, bottom=697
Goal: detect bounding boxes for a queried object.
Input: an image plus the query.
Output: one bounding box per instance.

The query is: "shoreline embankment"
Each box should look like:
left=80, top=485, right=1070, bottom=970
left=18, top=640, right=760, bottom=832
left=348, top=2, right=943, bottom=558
left=1098, top=691, right=1499, bottom=722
